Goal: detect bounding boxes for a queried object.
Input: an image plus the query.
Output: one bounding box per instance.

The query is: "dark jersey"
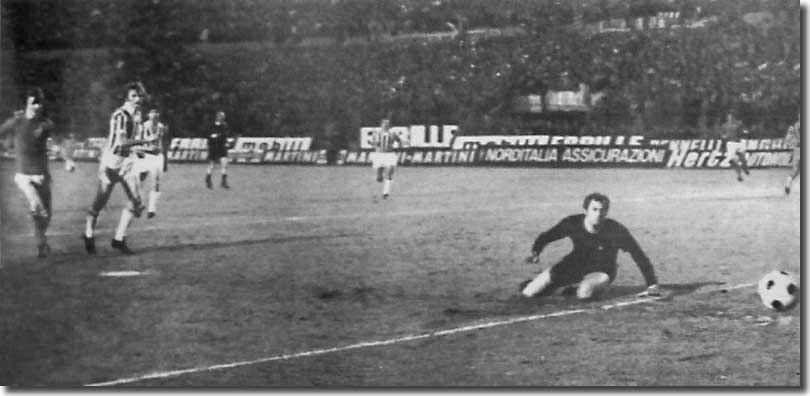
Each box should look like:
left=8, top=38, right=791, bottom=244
left=532, top=214, right=657, bottom=286
left=720, top=119, right=745, bottom=142
left=0, top=111, right=55, bottom=175
left=207, top=121, right=229, bottom=157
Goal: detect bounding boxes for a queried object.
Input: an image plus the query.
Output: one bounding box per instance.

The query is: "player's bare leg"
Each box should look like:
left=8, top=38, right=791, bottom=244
left=220, top=157, right=229, bottom=189
left=520, top=269, right=553, bottom=297
left=111, top=173, right=143, bottom=254
left=737, top=151, right=749, bottom=176
left=205, top=161, right=214, bottom=189
left=382, top=167, right=394, bottom=199
left=84, top=170, right=118, bottom=254
left=576, top=272, right=611, bottom=300
left=14, top=174, right=52, bottom=257
left=731, top=157, right=744, bottom=181
left=147, top=156, right=163, bottom=218
left=785, top=166, right=800, bottom=195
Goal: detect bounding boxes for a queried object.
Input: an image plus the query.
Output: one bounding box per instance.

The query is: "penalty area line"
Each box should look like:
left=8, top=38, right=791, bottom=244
left=84, top=281, right=755, bottom=387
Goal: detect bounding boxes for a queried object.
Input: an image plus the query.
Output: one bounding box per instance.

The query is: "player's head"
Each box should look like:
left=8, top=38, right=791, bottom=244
left=583, top=192, right=610, bottom=227
left=24, top=87, right=45, bottom=117
left=215, top=111, right=226, bottom=123
left=381, top=118, right=390, bottom=129
left=148, top=108, right=160, bottom=121
left=123, top=82, right=144, bottom=108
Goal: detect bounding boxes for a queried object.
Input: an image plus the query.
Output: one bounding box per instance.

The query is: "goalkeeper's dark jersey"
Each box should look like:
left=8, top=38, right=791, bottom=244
left=531, top=214, right=657, bottom=286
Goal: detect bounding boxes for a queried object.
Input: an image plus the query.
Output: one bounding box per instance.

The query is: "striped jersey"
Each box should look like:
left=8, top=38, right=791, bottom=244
left=135, top=119, right=168, bottom=153
left=785, top=120, right=800, bottom=148
left=105, top=106, right=137, bottom=156
left=372, top=126, right=401, bottom=153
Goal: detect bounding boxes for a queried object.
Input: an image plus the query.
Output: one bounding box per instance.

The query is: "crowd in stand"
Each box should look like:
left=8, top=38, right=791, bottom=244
left=2, top=0, right=799, bottom=149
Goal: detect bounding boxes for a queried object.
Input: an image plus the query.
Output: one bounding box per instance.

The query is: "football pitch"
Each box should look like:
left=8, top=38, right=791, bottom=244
left=0, top=162, right=801, bottom=386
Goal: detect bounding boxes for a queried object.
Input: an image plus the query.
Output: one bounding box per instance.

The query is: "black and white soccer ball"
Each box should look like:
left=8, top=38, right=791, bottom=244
left=757, top=270, right=799, bottom=311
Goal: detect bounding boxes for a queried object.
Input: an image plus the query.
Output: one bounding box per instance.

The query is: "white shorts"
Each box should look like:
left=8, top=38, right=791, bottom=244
left=13, top=173, right=48, bottom=215
left=725, top=141, right=746, bottom=156
left=370, top=152, right=397, bottom=168
left=132, top=153, right=164, bottom=176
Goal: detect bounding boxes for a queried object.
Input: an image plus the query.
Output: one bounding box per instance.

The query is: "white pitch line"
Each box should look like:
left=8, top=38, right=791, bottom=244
left=84, top=281, right=756, bottom=387
left=9, top=190, right=780, bottom=240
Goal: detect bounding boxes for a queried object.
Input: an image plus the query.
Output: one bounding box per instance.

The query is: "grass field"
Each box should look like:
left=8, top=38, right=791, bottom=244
left=0, top=161, right=801, bottom=387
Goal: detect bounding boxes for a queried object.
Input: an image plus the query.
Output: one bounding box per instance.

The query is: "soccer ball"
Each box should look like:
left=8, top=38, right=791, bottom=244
left=757, top=270, right=799, bottom=311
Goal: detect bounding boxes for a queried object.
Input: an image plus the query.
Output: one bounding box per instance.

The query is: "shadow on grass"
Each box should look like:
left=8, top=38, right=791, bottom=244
left=8, top=232, right=369, bottom=265
left=451, top=281, right=730, bottom=320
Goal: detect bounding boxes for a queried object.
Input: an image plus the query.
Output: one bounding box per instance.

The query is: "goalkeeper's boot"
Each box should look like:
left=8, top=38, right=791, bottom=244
left=111, top=238, right=135, bottom=255
left=205, top=174, right=213, bottom=189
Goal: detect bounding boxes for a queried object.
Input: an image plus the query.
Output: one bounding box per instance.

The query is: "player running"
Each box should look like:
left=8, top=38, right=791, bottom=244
left=784, top=114, right=800, bottom=195
left=0, top=87, right=73, bottom=257
left=720, top=111, right=750, bottom=182
left=132, top=108, right=168, bottom=217
left=82, top=82, right=149, bottom=255
left=520, top=193, right=661, bottom=300
left=369, top=118, right=406, bottom=199
left=205, top=111, right=230, bottom=189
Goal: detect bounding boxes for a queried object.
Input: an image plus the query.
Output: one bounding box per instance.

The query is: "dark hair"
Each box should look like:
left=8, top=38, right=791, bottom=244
left=582, top=192, right=610, bottom=212
left=123, top=81, right=145, bottom=99
left=25, top=87, right=44, bottom=104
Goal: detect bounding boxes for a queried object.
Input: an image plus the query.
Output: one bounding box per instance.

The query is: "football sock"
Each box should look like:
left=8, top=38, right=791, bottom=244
left=32, top=214, right=47, bottom=246
left=148, top=191, right=160, bottom=214
left=383, top=179, right=391, bottom=196
left=85, top=214, right=97, bottom=238
left=114, top=208, right=134, bottom=241
left=522, top=270, right=552, bottom=297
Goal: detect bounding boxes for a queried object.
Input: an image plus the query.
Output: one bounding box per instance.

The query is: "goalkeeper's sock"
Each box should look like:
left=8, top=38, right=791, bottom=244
left=522, top=270, right=552, bottom=297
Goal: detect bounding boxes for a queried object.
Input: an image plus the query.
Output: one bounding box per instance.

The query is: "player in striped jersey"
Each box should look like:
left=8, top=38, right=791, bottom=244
left=0, top=87, right=73, bottom=257
left=784, top=114, right=800, bottom=195
left=132, top=108, right=168, bottom=217
left=82, top=82, right=150, bottom=255
left=370, top=118, right=406, bottom=199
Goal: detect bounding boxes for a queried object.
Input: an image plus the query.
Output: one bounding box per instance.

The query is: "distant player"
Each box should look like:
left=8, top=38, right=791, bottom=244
left=784, top=114, right=800, bottom=195
left=370, top=118, right=406, bottom=199
left=205, top=111, right=230, bottom=189
left=720, top=111, right=750, bottom=182
left=520, top=193, right=661, bottom=300
left=83, top=82, right=149, bottom=255
left=0, top=87, right=73, bottom=257
left=132, top=108, right=168, bottom=217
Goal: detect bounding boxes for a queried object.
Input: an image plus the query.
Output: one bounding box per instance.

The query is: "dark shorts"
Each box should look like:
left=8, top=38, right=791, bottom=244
left=549, top=256, right=617, bottom=286
left=208, top=148, right=228, bottom=161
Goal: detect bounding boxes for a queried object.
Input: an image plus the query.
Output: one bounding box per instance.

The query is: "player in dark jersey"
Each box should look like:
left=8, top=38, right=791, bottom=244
left=205, top=111, right=231, bottom=189
left=0, top=87, right=72, bottom=257
left=520, top=193, right=661, bottom=300
left=720, top=111, right=750, bottom=182
left=83, top=82, right=149, bottom=255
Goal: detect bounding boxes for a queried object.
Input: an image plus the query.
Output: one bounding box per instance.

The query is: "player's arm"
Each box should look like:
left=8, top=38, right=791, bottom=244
left=527, top=217, right=573, bottom=263
left=617, top=224, right=660, bottom=295
left=0, top=112, right=21, bottom=138
left=46, top=122, right=78, bottom=171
